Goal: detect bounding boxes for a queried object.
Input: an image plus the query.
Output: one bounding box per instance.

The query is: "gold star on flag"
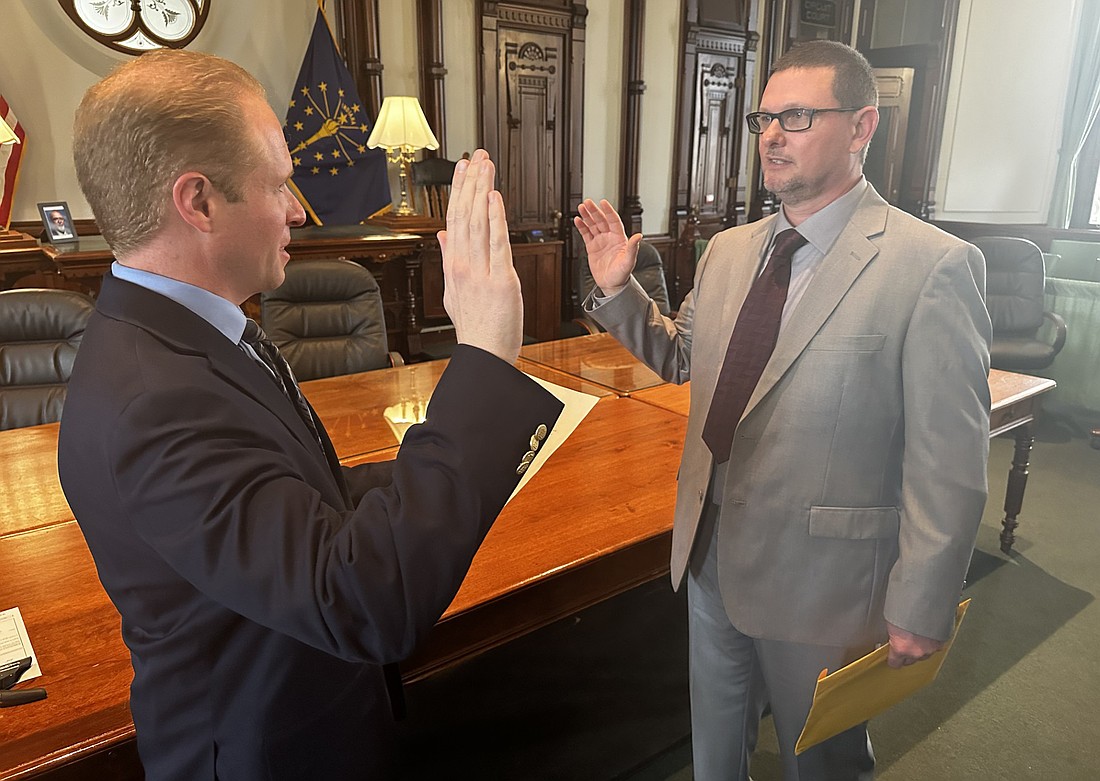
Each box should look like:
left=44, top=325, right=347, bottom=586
left=294, top=121, right=304, bottom=131
left=351, top=104, right=361, bottom=113
left=347, top=160, right=355, bottom=167
left=357, top=145, right=366, bottom=153
left=359, top=124, right=368, bottom=132
left=314, top=152, right=324, bottom=161
left=330, top=167, right=339, bottom=176
left=319, top=82, right=327, bottom=92
left=311, top=167, right=320, bottom=174
left=289, top=99, right=296, bottom=108
left=338, top=89, right=345, bottom=97
left=304, top=107, right=314, bottom=116
left=293, top=157, right=301, bottom=166
left=300, top=86, right=309, bottom=95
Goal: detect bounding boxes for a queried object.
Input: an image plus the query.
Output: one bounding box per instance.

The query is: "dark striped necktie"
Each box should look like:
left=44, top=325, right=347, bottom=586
left=241, top=319, right=325, bottom=453
left=701, top=228, right=807, bottom=463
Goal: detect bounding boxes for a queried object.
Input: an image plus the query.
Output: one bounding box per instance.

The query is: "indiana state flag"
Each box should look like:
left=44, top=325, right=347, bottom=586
left=284, top=3, right=391, bottom=225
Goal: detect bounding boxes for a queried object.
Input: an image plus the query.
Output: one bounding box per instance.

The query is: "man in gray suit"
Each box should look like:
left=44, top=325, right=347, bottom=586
left=575, top=41, right=991, bottom=780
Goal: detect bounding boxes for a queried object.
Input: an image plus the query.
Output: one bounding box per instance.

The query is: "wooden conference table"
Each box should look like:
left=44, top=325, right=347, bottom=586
left=0, top=334, right=1053, bottom=779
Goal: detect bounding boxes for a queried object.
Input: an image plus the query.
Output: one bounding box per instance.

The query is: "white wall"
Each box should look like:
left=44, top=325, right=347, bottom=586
left=935, top=0, right=1082, bottom=223
left=580, top=1, right=624, bottom=212
left=638, top=3, right=681, bottom=235
left=1, top=0, right=317, bottom=223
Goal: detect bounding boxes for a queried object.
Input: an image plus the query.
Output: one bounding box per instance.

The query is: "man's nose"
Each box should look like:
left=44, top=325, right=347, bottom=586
left=286, top=194, right=307, bottom=227
left=760, top=117, right=785, bottom=145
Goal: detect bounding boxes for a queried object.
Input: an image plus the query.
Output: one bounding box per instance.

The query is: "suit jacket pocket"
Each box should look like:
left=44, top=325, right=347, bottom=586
left=808, top=506, right=900, bottom=539
left=806, top=334, right=886, bottom=352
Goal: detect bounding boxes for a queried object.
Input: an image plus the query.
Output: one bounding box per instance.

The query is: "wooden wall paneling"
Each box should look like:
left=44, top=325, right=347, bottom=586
left=416, top=0, right=448, bottom=158
left=619, top=0, right=646, bottom=238
left=480, top=1, right=585, bottom=324
left=335, top=0, right=384, bottom=118
left=859, top=0, right=960, bottom=220
left=668, top=0, right=700, bottom=309
left=566, top=3, right=588, bottom=318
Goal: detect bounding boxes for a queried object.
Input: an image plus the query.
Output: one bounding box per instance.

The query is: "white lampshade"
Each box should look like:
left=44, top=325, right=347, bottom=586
left=366, top=96, right=440, bottom=151
left=0, top=116, right=19, bottom=146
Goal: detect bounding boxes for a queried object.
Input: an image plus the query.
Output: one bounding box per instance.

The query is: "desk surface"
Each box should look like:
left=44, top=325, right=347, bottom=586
left=0, top=342, right=1057, bottom=779
left=520, top=332, right=665, bottom=394
left=0, top=362, right=674, bottom=779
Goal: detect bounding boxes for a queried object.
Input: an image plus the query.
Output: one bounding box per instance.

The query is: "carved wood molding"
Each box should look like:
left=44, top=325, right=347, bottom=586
left=619, top=0, right=646, bottom=237
left=496, top=6, right=573, bottom=30
left=417, top=0, right=447, bottom=157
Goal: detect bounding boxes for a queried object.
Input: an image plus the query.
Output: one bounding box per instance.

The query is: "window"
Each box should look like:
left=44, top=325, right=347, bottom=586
left=58, top=0, right=210, bottom=55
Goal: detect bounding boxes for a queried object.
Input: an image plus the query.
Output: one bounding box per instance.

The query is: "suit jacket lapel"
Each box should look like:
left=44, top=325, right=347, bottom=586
left=740, top=188, right=890, bottom=421
left=96, top=274, right=325, bottom=458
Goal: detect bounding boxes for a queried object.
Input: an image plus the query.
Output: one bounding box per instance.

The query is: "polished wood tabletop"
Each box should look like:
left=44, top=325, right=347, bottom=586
left=0, top=364, right=672, bottom=780
left=302, top=357, right=615, bottom=463
left=0, top=340, right=1057, bottom=779
left=519, top=332, right=665, bottom=394
left=0, top=423, right=69, bottom=538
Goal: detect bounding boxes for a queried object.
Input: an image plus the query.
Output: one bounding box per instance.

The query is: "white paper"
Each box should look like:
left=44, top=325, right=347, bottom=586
left=507, top=374, right=601, bottom=503
left=0, top=607, right=42, bottom=681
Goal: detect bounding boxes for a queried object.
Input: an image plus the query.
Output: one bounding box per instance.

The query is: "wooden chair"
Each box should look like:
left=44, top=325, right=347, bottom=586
left=410, top=157, right=457, bottom=223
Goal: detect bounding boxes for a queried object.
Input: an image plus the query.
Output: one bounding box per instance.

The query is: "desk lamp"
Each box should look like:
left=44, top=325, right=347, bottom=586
left=366, top=96, right=439, bottom=230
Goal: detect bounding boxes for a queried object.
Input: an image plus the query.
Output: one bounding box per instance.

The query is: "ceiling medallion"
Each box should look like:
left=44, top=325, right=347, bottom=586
left=58, top=0, right=210, bottom=55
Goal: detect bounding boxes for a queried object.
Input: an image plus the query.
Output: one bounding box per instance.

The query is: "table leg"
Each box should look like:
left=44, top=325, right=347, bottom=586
left=1000, top=423, right=1035, bottom=554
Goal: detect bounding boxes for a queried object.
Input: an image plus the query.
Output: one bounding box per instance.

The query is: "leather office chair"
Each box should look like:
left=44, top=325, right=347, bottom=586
left=973, top=236, right=1066, bottom=372
left=260, top=259, right=403, bottom=382
left=0, top=288, right=94, bottom=430
left=575, top=240, right=672, bottom=334
left=410, top=157, right=457, bottom=222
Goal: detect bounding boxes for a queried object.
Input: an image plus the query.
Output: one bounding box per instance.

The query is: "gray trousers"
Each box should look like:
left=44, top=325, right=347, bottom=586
left=687, top=501, right=877, bottom=781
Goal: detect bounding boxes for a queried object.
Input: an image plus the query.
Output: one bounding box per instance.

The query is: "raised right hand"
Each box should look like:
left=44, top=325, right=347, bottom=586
left=574, top=199, right=642, bottom=297
left=437, top=150, right=523, bottom=365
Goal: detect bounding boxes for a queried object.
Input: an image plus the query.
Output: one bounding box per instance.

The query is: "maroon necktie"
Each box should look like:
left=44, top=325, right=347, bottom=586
left=702, top=228, right=807, bottom=463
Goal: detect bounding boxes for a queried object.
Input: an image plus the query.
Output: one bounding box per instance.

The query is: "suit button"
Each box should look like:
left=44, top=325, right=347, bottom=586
left=535, top=423, right=548, bottom=441
left=516, top=461, right=531, bottom=475
left=522, top=450, right=536, bottom=464
left=529, top=434, right=541, bottom=451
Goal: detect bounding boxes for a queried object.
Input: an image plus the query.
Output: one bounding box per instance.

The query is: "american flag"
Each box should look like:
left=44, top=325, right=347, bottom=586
left=0, top=95, right=26, bottom=229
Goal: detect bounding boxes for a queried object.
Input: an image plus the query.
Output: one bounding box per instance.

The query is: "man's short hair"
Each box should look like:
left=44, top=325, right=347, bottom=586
left=73, top=49, right=266, bottom=256
left=772, top=40, right=878, bottom=110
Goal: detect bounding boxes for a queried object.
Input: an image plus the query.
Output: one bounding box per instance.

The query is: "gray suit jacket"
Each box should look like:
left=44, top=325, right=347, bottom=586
left=588, top=186, right=991, bottom=647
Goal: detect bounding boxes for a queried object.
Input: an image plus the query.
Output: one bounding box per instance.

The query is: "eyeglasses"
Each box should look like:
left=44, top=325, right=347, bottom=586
left=746, top=107, right=862, bottom=134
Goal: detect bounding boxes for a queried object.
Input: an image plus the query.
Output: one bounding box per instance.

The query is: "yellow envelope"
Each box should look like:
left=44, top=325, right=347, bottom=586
left=795, top=599, right=970, bottom=755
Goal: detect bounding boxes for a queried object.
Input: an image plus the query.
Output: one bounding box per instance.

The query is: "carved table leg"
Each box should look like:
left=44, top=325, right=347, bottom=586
left=404, top=256, right=423, bottom=358
left=1000, top=423, right=1035, bottom=553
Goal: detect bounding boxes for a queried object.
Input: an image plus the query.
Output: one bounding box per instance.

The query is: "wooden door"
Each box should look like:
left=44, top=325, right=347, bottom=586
left=496, top=26, right=566, bottom=233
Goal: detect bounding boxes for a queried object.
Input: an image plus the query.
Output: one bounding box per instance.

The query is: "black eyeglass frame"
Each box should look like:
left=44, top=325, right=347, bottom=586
left=745, top=107, right=863, bottom=134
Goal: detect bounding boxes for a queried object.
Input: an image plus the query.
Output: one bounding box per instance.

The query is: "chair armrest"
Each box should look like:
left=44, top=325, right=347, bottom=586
left=571, top=316, right=602, bottom=335
left=1043, top=310, right=1067, bottom=355
left=387, top=351, right=405, bottom=367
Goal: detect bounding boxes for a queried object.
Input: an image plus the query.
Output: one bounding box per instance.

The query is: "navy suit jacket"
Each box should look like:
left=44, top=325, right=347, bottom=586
left=58, top=274, right=562, bottom=780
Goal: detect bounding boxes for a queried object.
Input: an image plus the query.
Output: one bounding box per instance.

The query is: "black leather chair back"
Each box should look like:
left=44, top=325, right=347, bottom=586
left=974, top=236, right=1066, bottom=371
left=0, top=288, right=94, bottom=430
left=411, top=158, right=457, bottom=220
left=260, top=259, right=391, bottom=381
left=579, top=240, right=671, bottom=316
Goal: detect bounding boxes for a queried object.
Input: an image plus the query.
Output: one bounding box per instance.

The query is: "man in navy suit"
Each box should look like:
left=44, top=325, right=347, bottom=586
left=59, top=49, right=561, bottom=780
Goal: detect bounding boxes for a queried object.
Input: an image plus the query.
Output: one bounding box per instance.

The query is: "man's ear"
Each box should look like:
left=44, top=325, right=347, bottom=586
left=171, top=171, right=218, bottom=233
left=851, top=106, right=880, bottom=155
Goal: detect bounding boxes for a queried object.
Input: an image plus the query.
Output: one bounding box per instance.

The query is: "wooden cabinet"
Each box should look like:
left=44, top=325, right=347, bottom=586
left=31, top=228, right=563, bottom=361
left=420, top=240, right=564, bottom=345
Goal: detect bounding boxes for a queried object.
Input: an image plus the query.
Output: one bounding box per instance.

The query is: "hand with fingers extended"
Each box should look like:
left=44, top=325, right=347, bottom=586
left=574, top=198, right=643, bottom=297
left=437, top=150, right=523, bottom=365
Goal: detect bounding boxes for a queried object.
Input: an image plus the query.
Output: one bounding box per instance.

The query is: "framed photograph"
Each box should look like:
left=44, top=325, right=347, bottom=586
left=37, top=201, right=78, bottom=244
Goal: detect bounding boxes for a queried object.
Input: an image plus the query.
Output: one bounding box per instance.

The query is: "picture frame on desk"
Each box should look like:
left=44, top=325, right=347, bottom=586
left=37, top=201, right=78, bottom=245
